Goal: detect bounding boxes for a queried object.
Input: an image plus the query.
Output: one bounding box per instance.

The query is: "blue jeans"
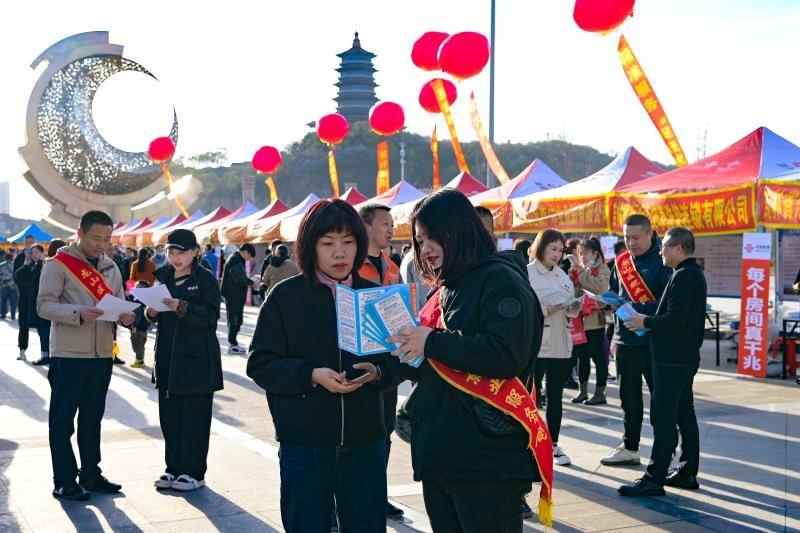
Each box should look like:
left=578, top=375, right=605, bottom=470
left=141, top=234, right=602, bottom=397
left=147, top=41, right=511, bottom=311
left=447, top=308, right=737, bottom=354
left=0, top=287, right=16, bottom=319
left=279, top=439, right=387, bottom=533
left=646, top=362, right=700, bottom=485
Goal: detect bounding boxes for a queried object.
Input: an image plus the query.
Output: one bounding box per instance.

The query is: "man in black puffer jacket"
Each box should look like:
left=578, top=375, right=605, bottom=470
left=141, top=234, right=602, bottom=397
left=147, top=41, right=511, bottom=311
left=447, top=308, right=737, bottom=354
left=220, top=243, right=255, bottom=354
left=601, top=214, right=672, bottom=467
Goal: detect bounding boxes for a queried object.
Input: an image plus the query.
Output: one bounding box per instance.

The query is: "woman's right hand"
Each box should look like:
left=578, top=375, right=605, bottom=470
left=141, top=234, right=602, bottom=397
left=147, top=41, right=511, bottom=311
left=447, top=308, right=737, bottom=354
left=145, top=307, right=159, bottom=319
left=312, top=368, right=362, bottom=394
left=546, top=303, right=565, bottom=315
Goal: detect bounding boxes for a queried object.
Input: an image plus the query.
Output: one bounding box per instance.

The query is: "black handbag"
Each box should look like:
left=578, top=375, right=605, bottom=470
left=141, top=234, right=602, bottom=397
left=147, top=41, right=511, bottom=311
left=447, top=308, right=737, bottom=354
left=394, top=384, right=415, bottom=444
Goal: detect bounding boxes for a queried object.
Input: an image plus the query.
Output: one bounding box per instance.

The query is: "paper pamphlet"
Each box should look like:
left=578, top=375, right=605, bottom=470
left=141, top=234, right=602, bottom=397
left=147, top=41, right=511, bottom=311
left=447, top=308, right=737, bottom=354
left=130, top=283, right=173, bottom=312
left=583, top=290, right=626, bottom=308
left=541, top=289, right=581, bottom=309
left=615, top=303, right=649, bottom=336
left=95, top=294, right=140, bottom=322
left=365, top=289, right=424, bottom=368
left=336, top=284, right=399, bottom=356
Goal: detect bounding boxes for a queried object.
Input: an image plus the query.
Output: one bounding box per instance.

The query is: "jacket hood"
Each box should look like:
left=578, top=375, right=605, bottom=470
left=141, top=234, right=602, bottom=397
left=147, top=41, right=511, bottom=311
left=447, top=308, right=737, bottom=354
left=486, top=250, right=529, bottom=281
left=639, top=232, right=662, bottom=259
left=269, top=255, right=288, bottom=267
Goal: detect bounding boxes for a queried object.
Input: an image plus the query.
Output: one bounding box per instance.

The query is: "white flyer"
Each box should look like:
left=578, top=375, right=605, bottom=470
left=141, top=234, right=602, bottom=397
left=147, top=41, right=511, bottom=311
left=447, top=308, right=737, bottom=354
left=95, top=294, right=140, bottom=322
left=130, top=283, right=173, bottom=312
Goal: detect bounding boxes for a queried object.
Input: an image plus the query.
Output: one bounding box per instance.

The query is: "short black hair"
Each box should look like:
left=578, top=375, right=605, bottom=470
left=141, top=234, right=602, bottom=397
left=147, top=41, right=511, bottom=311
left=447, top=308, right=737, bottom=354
left=531, top=229, right=566, bottom=262
left=513, top=238, right=532, bottom=260
left=239, top=243, right=256, bottom=257
left=270, top=239, right=283, bottom=249
left=358, top=203, right=392, bottom=225
left=613, top=241, right=627, bottom=255
left=411, top=189, right=496, bottom=284
left=475, top=206, right=494, bottom=233
left=276, top=244, right=289, bottom=258
left=24, top=234, right=35, bottom=241
left=79, top=210, right=114, bottom=233
left=623, top=213, right=652, bottom=232
left=205, top=244, right=212, bottom=251
left=296, top=199, right=369, bottom=280
left=47, top=239, right=67, bottom=258
left=579, top=237, right=605, bottom=263
left=31, top=244, right=45, bottom=254
left=664, top=226, right=695, bottom=254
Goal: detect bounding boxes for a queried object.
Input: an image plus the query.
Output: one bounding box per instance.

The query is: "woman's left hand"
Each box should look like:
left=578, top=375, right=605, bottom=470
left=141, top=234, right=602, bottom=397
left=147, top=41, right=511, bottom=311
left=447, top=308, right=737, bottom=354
left=388, top=326, right=432, bottom=363
left=162, top=298, right=180, bottom=312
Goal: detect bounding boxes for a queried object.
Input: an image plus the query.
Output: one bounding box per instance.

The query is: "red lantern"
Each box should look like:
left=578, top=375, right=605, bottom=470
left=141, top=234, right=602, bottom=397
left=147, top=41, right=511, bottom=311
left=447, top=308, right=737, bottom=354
left=369, top=102, right=405, bottom=136
left=573, top=0, right=635, bottom=33
left=251, top=146, right=282, bottom=174
left=418, top=79, right=457, bottom=114
left=148, top=137, right=175, bottom=164
left=317, top=113, right=350, bottom=145
left=438, top=32, right=490, bottom=80
left=411, top=32, right=450, bottom=71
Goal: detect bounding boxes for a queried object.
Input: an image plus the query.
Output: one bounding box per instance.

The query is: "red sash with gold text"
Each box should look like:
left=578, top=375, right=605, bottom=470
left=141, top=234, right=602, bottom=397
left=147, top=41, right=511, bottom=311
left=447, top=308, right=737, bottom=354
left=51, top=252, right=113, bottom=301
left=615, top=250, right=656, bottom=304
left=420, top=289, right=554, bottom=527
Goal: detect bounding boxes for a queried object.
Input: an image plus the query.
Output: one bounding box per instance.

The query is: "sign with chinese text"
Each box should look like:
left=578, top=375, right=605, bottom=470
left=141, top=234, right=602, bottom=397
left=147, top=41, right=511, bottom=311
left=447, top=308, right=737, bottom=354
left=737, top=232, right=772, bottom=377
left=511, top=196, right=608, bottom=233
left=694, top=235, right=743, bottom=297
left=758, top=179, right=800, bottom=229
left=610, top=184, right=756, bottom=236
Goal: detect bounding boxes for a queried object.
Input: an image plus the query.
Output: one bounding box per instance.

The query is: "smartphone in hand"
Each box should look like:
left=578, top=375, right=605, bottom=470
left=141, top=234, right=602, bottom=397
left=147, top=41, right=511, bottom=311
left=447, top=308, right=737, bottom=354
left=349, top=370, right=375, bottom=384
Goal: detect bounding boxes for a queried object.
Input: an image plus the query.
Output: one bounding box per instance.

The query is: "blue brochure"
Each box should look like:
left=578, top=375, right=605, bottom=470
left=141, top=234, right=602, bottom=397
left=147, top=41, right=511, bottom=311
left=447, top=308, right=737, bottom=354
left=365, top=287, right=424, bottom=368
left=335, top=284, right=415, bottom=357
left=615, top=303, right=649, bottom=337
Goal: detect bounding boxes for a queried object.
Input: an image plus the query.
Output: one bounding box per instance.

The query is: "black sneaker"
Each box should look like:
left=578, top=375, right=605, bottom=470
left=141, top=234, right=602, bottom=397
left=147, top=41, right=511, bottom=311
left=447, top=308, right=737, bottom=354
left=80, top=475, right=122, bottom=493
left=522, top=501, right=534, bottom=519
left=664, top=471, right=700, bottom=490
left=618, top=477, right=665, bottom=497
left=33, top=357, right=51, bottom=366
left=563, top=377, right=579, bottom=390
left=386, top=501, right=404, bottom=518
left=53, top=483, right=90, bottom=501
left=113, top=358, right=125, bottom=365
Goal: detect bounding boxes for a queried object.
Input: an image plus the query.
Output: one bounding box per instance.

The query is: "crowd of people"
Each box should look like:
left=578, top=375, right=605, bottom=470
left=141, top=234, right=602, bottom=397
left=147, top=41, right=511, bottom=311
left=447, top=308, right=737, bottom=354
left=17, top=190, right=711, bottom=532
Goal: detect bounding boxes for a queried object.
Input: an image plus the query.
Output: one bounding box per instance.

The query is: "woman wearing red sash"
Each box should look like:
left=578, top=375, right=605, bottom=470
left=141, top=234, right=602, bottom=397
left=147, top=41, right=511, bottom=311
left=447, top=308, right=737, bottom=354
left=387, top=189, right=545, bottom=532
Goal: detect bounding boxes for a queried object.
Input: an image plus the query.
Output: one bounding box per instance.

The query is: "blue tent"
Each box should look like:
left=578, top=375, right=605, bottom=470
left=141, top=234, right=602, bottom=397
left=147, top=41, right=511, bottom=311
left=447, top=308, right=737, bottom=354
left=10, top=223, right=53, bottom=243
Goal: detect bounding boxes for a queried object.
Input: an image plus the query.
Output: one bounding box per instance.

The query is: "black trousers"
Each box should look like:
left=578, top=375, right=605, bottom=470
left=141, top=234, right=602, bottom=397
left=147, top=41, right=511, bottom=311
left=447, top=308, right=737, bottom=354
left=646, top=362, right=700, bottom=485
left=17, top=295, right=30, bottom=350
left=576, top=328, right=608, bottom=387
left=48, top=357, right=113, bottom=486
left=383, top=386, right=398, bottom=462
left=422, top=478, right=531, bottom=533
left=615, top=344, right=654, bottom=451
left=158, top=389, right=214, bottom=480
left=225, top=299, right=245, bottom=346
left=533, top=357, right=571, bottom=443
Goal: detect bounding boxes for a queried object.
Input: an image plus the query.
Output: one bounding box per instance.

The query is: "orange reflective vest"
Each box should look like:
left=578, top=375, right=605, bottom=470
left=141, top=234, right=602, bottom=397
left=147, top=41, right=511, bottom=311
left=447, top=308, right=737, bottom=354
left=358, top=251, right=400, bottom=286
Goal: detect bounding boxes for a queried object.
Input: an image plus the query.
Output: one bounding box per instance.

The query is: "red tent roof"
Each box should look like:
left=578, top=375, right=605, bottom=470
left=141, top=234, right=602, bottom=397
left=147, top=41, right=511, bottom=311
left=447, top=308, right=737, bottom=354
left=620, top=127, right=800, bottom=194
left=341, top=187, right=370, bottom=205
left=443, top=172, right=489, bottom=196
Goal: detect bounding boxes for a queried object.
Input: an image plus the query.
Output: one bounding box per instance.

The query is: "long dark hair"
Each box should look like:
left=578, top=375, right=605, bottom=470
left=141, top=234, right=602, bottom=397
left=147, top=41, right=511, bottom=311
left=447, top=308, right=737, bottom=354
left=411, top=189, right=496, bottom=284
left=579, top=237, right=605, bottom=263
left=47, top=239, right=67, bottom=258
left=137, top=248, right=150, bottom=272
left=295, top=199, right=369, bottom=280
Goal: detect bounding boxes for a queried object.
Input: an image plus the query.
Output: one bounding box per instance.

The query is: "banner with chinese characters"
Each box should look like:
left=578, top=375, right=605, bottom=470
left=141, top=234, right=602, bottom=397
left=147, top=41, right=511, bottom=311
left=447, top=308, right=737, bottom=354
left=757, top=179, right=800, bottom=229
left=617, top=35, right=688, bottom=167
left=737, top=233, right=772, bottom=378
left=511, top=195, right=609, bottom=233
left=376, top=141, right=390, bottom=195
left=609, top=184, right=756, bottom=236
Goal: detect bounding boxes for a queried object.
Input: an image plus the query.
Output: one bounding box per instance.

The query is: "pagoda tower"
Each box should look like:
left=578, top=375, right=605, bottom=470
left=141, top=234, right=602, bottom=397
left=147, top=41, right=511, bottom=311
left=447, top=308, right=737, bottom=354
left=334, top=32, right=378, bottom=123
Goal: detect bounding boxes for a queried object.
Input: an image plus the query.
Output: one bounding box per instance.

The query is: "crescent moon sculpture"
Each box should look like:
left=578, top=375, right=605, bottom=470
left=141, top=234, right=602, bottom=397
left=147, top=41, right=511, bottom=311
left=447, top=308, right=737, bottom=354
left=19, top=31, right=199, bottom=228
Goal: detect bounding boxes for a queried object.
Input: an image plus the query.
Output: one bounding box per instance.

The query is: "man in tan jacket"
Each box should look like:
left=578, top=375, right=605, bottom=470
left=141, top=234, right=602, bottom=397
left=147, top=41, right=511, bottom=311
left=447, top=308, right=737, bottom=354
left=37, top=211, right=135, bottom=501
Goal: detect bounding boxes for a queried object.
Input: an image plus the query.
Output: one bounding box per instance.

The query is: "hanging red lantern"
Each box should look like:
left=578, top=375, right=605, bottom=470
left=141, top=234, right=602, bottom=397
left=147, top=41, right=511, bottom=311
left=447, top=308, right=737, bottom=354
left=573, top=0, right=635, bottom=34
left=317, top=113, right=350, bottom=145
left=251, top=146, right=282, bottom=174
left=419, top=79, right=457, bottom=114
left=411, top=31, right=450, bottom=71
left=438, top=32, right=490, bottom=80
left=148, top=136, right=176, bottom=163
left=369, top=102, right=405, bottom=136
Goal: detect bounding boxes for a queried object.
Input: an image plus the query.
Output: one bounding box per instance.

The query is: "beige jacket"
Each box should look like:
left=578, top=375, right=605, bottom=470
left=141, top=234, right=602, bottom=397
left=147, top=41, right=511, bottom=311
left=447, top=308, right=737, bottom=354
left=576, top=262, right=611, bottom=330
left=527, top=260, right=579, bottom=359
left=263, top=259, right=300, bottom=296
left=37, top=244, right=125, bottom=358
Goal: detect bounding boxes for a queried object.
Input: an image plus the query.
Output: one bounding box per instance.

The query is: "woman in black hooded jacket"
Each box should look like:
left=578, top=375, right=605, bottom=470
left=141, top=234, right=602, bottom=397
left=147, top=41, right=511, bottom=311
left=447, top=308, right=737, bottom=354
left=145, top=229, right=222, bottom=492
left=387, top=189, right=544, bottom=532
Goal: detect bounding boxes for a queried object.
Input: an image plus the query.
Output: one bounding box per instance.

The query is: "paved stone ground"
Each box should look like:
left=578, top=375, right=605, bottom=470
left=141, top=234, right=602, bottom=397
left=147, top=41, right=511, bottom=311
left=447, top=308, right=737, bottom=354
left=0, top=301, right=798, bottom=532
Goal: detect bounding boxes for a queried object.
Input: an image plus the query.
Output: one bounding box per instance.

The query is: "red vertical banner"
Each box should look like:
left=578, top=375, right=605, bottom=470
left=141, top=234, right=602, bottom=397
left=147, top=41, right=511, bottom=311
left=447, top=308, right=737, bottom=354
left=376, top=141, right=390, bottom=195
left=431, top=126, right=441, bottom=190
left=737, top=233, right=772, bottom=377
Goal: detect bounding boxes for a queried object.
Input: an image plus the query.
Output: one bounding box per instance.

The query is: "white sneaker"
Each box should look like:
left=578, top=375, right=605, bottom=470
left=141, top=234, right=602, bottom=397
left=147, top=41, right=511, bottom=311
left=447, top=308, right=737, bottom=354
left=16, top=350, right=26, bottom=361
left=227, top=345, right=246, bottom=354
left=172, top=474, right=206, bottom=491
left=553, top=445, right=571, bottom=466
left=600, top=444, right=641, bottom=465
left=154, top=473, right=176, bottom=489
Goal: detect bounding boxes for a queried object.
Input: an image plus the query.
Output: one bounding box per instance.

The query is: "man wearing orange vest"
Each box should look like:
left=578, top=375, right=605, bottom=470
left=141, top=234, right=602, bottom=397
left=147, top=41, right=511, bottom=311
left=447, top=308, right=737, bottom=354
left=357, top=203, right=403, bottom=519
